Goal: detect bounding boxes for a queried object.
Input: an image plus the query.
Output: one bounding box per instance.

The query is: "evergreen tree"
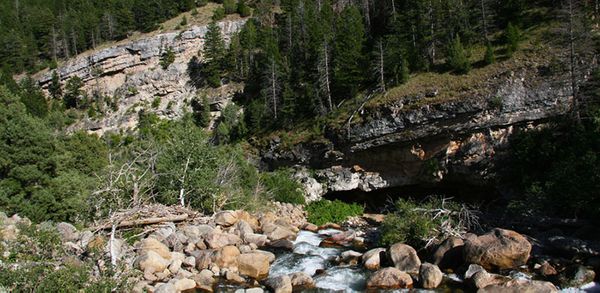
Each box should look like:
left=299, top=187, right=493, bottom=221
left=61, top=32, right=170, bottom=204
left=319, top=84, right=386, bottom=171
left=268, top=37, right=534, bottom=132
left=49, top=71, right=62, bottom=99
left=446, top=35, right=470, bottom=74
left=333, top=5, right=366, bottom=99
left=160, top=47, right=176, bottom=69
left=19, top=77, right=48, bottom=118
left=203, top=22, right=225, bottom=87
left=505, top=22, right=520, bottom=57
left=63, top=76, right=84, bottom=108
left=223, top=0, right=237, bottom=15
left=484, top=42, right=495, bottom=65
left=237, top=0, right=251, bottom=17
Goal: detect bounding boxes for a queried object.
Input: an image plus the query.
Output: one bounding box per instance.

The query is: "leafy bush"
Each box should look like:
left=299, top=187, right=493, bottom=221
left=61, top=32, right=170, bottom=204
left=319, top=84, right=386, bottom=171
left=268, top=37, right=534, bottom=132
left=261, top=169, right=304, bottom=204
left=379, top=197, right=478, bottom=248
left=212, top=7, right=225, bottom=21
left=306, top=200, right=364, bottom=226
left=223, top=0, right=236, bottom=14
left=237, top=0, right=251, bottom=17
left=160, top=47, right=176, bottom=70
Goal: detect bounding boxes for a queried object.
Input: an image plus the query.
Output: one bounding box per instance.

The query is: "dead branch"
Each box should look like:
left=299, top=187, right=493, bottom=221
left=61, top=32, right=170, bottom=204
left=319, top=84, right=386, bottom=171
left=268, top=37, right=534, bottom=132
left=95, top=214, right=189, bottom=230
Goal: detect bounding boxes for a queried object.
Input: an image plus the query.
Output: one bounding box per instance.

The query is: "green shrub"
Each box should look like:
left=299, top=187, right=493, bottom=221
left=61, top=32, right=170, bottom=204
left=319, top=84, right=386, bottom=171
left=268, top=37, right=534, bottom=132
left=484, top=42, right=496, bottom=65
left=152, top=96, right=162, bottom=108
left=223, top=0, right=236, bottom=14
left=379, top=197, right=476, bottom=248
left=180, top=15, right=188, bottom=26
left=237, top=0, right=251, bottom=17
left=212, top=7, right=226, bottom=21
left=505, top=22, right=520, bottom=57
left=306, top=200, right=364, bottom=226
left=160, top=47, right=176, bottom=70
left=261, top=169, right=304, bottom=204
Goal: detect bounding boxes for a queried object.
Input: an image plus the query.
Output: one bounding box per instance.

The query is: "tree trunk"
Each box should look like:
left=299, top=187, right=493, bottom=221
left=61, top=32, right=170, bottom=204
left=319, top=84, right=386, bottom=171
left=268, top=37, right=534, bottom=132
left=568, top=0, right=581, bottom=124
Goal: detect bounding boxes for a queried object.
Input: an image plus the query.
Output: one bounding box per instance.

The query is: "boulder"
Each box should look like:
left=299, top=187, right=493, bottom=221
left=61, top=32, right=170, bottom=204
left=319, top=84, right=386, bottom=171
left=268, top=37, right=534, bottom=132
left=270, top=239, right=294, bottom=250
left=213, top=245, right=240, bottom=269
left=141, top=238, right=172, bottom=260
left=464, top=228, right=531, bottom=270
left=266, top=275, right=293, bottom=293
left=366, top=267, right=413, bottom=290
left=205, top=232, right=242, bottom=249
left=215, top=211, right=239, bottom=227
left=340, top=250, right=362, bottom=265
left=263, top=223, right=296, bottom=241
left=419, top=263, right=443, bottom=289
left=254, top=250, right=276, bottom=263
left=238, top=253, right=270, bottom=279
left=362, top=214, right=385, bottom=225
left=478, top=279, right=558, bottom=293
left=226, top=271, right=246, bottom=284
left=56, top=222, right=79, bottom=242
left=193, top=271, right=215, bottom=292
left=432, top=236, right=464, bottom=269
left=389, top=243, right=421, bottom=274
left=362, top=248, right=386, bottom=270
left=235, top=220, right=254, bottom=236
left=243, top=233, right=268, bottom=247
left=173, top=278, right=196, bottom=292
left=538, top=261, right=558, bottom=276
left=154, top=283, right=176, bottom=293
left=559, top=265, right=596, bottom=288
left=192, top=250, right=215, bottom=270
left=168, top=259, right=183, bottom=274
left=289, top=272, right=315, bottom=289
left=136, top=250, right=170, bottom=273
left=471, top=270, right=510, bottom=289
left=236, top=211, right=260, bottom=231
left=302, top=223, right=319, bottom=232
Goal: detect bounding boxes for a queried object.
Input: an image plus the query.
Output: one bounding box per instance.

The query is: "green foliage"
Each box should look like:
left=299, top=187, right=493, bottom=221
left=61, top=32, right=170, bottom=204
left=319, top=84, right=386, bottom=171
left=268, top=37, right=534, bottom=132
left=237, top=0, right=251, bottom=17
left=484, top=43, right=496, bottom=65
left=152, top=96, right=162, bottom=108
left=446, top=35, right=471, bottom=74
left=379, top=197, right=468, bottom=248
left=0, top=87, right=106, bottom=223
left=505, top=23, right=521, bottom=57
left=212, top=7, right=226, bottom=21
left=63, top=76, right=84, bottom=109
left=261, top=169, right=304, bottom=204
left=160, top=47, right=176, bottom=70
left=49, top=71, right=62, bottom=100
left=214, top=103, right=246, bottom=144
left=192, top=95, right=211, bottom=127
left=333, top=6, right=366, bottom=99
left=18, top=77, right=48, bottom=118
left=180, top=15, right=188, bottom=26
left=306, top=200, right=363, bottom=226
left=508, top=116, right=600, bottom=220
left=203, top=22, right=226, bottom=87
left=223, top=0, right=237, bottom=14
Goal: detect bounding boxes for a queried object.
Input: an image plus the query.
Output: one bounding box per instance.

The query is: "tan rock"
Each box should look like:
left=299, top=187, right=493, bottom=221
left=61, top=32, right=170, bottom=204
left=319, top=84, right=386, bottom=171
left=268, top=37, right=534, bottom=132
left=226, top=271, right=245, bottom=284
left=433, top=236, right=464, bottom=269
left=389, top=243, right=421, bottom=274
left=204, top=232, right=242, bottom=249
left=254, top=250, right=276, bottom=263
left=302, top=223, right=319, bottom=232
left=464, top=228, right=531, bottom=270
left=243, top=233, right=268, bottom=247
left=266, top=275, right=293, bottom=293
left=419, top=263, right=443, bottom=289
left=193, top=272, right=215, bottom=292
left=366, top=267, right=413, bottom=290
left=215, top=211, right=239, bottom=227
left=362, top=248, right=386, bottom=270
left=478, top=279, right=558, bottom=293
left=237, top=210, right=260, bottom=231
left=289, top=272, right=315, bottom=289
left=168, top=259, right=183, bottom=274
left=136, top=250, right=170, bottom=273
left=154, top=283, right=176, bottom=293
left=174, top=278, right=196, bottom=292
left=141, top=238, right=172, bottom=260
left=235, top=220, right=254, bottom=236
left=237, top=253, right=270, bottom=279
left=213, top=245, right=240, bottom=269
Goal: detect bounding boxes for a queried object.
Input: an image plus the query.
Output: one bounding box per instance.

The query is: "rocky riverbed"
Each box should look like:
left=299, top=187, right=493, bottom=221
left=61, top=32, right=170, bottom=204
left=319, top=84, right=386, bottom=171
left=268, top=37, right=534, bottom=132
left=1, top=202, right=598, bottom=292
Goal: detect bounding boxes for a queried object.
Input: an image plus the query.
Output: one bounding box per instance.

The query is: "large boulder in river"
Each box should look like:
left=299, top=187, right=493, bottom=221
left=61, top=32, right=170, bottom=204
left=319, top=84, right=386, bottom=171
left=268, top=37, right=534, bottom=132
left=433, top=236, right=464, bottom=269
left=419, top=263, right=443, bottom=289
left=464, top=228, right=531, bottom=270
left=362, top=248, right=386, bottom=270
left=213, top=245, right=240, bottom=269
left=237, top=252, right=270, bottom=279
left=215, top=210, right=239, bottom=226
left=478, top=279, right=558, bottom=293
left=266, top=275, right=293, bottom=293
left=262, top=223, right=296, bottom=241
left=366, top=267, right=413, bottom=290
left=389, top=243, right=421, bottom=274
left=289, top=272, right=315, bottom=289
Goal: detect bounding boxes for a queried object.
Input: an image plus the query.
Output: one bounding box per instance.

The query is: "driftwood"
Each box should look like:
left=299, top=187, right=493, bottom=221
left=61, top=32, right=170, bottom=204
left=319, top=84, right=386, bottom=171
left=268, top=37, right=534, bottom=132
left=96, top=214, right=189, bottom=230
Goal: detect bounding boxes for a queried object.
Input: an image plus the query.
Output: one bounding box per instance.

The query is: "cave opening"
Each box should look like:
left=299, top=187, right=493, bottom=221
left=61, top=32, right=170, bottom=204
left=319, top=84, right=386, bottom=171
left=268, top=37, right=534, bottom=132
left=322, top=182, right=500, bottom=214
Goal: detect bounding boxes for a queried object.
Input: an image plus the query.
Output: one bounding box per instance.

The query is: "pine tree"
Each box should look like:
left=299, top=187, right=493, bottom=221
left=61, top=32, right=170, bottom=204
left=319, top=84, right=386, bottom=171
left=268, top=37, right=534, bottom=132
left=237, top=0, right=251, bottom=17
left=64, top=76, right=84, bottom=109
left=203, top=22, right=226, bottom=87
left=505, top=22, right=520, bottom=57
left=484, top=42, right=495, bottom=65
left=49, top=71, right=62, bottom=100
left=223, top=0, right=237, bottom=14
left=333, top=5, right=366, bottom=99
left=446, top=35, right=470, bottom=74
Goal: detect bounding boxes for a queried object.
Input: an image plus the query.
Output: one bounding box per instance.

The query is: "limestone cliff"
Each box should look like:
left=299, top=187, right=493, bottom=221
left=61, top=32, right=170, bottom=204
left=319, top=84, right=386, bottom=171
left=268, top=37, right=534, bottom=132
left=264, top=58, right=594, bottom=198
left=35, top=20, right=246, bottom=135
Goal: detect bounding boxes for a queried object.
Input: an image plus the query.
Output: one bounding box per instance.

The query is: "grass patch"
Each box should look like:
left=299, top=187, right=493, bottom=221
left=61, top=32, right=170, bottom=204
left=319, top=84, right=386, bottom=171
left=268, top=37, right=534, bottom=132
left=306, top=200, right=364, bottom=226
left=261, top=168, right=305, bottom=205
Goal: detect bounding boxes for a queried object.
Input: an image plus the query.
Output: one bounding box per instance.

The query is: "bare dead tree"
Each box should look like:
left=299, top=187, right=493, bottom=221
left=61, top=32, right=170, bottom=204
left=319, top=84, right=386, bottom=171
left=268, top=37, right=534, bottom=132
left=374, top=39, right=386, bottom=93
left=568, top=0, right=582, bottom=124
left=178, top=156, right=191, bottom=207
left=318, top=42, right=333, bottom=111
left=263, top=57, right=281, bottom=119
left=480, top=0, right=489, bottom=42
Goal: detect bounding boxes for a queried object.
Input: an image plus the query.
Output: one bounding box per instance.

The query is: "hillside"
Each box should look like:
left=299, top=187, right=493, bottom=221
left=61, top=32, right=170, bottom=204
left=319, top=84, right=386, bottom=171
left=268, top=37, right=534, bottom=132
left=1, top=0, right=600, bottom=292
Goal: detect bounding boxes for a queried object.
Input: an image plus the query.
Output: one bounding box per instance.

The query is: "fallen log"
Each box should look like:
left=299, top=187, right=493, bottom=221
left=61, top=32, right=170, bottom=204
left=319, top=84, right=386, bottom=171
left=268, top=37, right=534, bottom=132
left=95, top=214, right=189, bottom=230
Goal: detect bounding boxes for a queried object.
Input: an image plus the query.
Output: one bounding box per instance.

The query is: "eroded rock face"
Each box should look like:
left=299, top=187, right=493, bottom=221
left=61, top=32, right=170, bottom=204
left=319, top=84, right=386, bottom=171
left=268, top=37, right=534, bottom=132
left=464, top=228, right=532, bottom=270
left=34, top=20, right=246, bottom=136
